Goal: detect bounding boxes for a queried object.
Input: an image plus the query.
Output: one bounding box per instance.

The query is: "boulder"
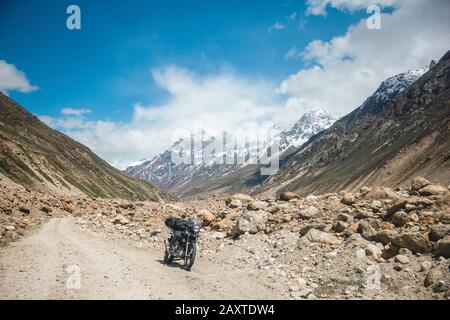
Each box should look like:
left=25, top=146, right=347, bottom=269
left=391, top=211, right=409, bottom=227
left=298, top=206, right=319, bottom=219
left=303, top=228, right=342, bottom=245
left=225, top=194, right=254, bottom=205
left=434, top=236, right=450, bottom=258
left=419, top=184, right=448, bottom=196
left=424, top=269, right=444, bottom=288
left=365, top=243, right=382, bottom=259
left=63, top=201, right=74, bottom=213
left=228, top=199, right=243, bottom=209
left=411, top=177, right=431, bottom=191
left=111, top=214, right=129, bottom=225
left=247, top=201, right=268, bottom=211
left=392, top=233, right=432, bottom=253
left=212, top=218, right=234, bottom=231
left=231, top=211, right=268, bottom=236
left=357, top=220, right=379, bottom=240
left=341, top=193, right=356, bottom=205
left=382, top=243, right=399, bottom=259
left=363, top=187, right=390, bottom=200
left=373, top=229, right=399, bottom=245
left=394, top=254, right=410, bottom=264
left=196, top=209, right=215, bottom=226
left=279, top=191, right=299, bottom=201
left=333, top=221, right=349, bottom=233
left=428, top=224, right=450, bottom=241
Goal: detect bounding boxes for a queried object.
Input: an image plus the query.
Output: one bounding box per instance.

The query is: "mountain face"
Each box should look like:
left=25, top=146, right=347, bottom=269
left=125, top=109, right=336, bottom=196
left=0, top=92, right=173, bottom=201
left=257, top=53, right=450, bottom=197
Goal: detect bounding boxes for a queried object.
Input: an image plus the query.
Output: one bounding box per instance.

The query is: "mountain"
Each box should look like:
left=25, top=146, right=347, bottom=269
left=257, top=52, right=450, bottom=197
left=0, top=92, right=174, bottom=201
left=125, top=109, right=336, bottom=196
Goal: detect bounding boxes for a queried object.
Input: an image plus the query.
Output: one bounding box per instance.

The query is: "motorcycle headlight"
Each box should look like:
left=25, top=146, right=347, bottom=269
left=193, top=225, right=200, bottom=233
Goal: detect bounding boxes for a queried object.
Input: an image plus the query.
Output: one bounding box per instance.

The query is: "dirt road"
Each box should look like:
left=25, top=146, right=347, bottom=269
left=0, top=218, right=282, bottom=299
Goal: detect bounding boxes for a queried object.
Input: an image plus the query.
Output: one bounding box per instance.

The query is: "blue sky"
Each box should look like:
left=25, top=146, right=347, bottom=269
left=1, top=0, right=365, bottom=122
left=1, top=0, right=449, bottom=168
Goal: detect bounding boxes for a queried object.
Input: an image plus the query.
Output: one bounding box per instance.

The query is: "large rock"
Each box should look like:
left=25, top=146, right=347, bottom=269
left=424, top=269, right=444, bottom=289
left=435, top=236, right=450, bottom=258
left=212, top=218, right=234, bottom=231
left=373, top=229, right=399, bottom=245
left=225, top=194, right=254, bottom=205
left=419, top=184, right=448, bottom=196
left=196, top=209, right=215, bottom=226
left=247, top=201, right=268, bottom=211
left=228, top=199, right=243, bottom=209
left=303, top=228, right=342, bottom=245
left=298, top=206, right=318, bottom=219
left=341, top=193, right=356, bottom=205
left=428, top=224, right=450, bottom=241
left=363, top=187, right=390, bottom=200
left=411, top=177, right=431, bottom=191
left=279, top=191, right=299, bottom=201
left=111, top=214, right=129, bottom=225
left=357, top=219, right=380, bottom=240
left=231, top=211, right=268, bottom=237
left=392, top=233, right=432, bottom=253
left=391, top=211, right=409, bottom=227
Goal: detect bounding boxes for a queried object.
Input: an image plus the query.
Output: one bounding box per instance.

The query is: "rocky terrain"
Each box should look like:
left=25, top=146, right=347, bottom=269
left=2, top=172, right=448, bottom=299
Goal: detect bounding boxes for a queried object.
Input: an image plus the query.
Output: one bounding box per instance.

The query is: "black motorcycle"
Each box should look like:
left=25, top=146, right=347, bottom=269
left=163, top=218, right=201, bottom=271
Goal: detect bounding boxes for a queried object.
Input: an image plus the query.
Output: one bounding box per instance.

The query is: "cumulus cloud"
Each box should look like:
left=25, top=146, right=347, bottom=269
left=0, top=60, right=38, bottom=95
left=40, top=67, right=308, bottom=169
left=281, top=0, right=450, bottom=115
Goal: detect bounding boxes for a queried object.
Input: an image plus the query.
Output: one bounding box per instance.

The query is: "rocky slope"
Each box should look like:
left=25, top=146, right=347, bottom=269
left=126, top=109, right=336, bottom=197
left=257, top=52, right=450, bottom=197
left=3, top=175, right=447, bottom=299
left=0, top=93, right=173, bottom=201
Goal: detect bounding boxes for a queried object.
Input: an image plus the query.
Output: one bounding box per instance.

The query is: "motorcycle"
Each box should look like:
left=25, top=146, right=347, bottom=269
left=163, top=218, right=201, bottom=271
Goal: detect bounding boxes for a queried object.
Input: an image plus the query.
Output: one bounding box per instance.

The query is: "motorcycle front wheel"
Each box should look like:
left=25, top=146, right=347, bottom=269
left=184, top=243, right=197, bottom=271
left=163, top=249, right=174, bottom=264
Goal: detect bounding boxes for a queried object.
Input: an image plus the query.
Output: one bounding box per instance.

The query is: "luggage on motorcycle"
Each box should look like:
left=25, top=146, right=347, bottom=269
left=164, top=218, right=188, bottom=231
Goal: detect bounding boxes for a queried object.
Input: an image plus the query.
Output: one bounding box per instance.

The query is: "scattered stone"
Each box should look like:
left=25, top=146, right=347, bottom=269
left=228, top=199, right=242, bottom=209
left=299, top=206, right=318, bottom=219
left=391, top=211, right=409, bottom=227
left=394, top=255, right=410, bottom=264
left=279, top=192, right=299, bottom=201
left=303, top=228, right=342, bottom=245
left=341, top=193, right=356, bottom=205
left=411, top=177, right=431, bottom=191
left=428, top=224, right=449, bottom=242
left=19, top=206, right=31, bottom=214
left=111, top=214, right=129, bottom=225
left=392, top=233, right=432, bottom=253
left=247, top=201, right=268, bottom=211
left=434, top=236, right=450, bottom=258
left=419, top=185, right=447, bottom=196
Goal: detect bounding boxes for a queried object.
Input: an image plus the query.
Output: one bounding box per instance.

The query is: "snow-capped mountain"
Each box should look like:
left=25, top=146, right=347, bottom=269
left=125, top=109, right=337, bottom=190
left=373, top=63, right=432, bottom=102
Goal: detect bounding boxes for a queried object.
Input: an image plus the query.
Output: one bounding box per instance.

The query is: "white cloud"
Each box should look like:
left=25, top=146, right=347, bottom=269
left=61, top=107, right=92, bottom=116
left=306, top=0, right=400, bottom=16
left=0, top=60, right=38, bottom=95
left=41, top=67, right=308, bottom=169
left=268, top=22, right=285, bottom=32
left=281, top=0, right=450, bottom=115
